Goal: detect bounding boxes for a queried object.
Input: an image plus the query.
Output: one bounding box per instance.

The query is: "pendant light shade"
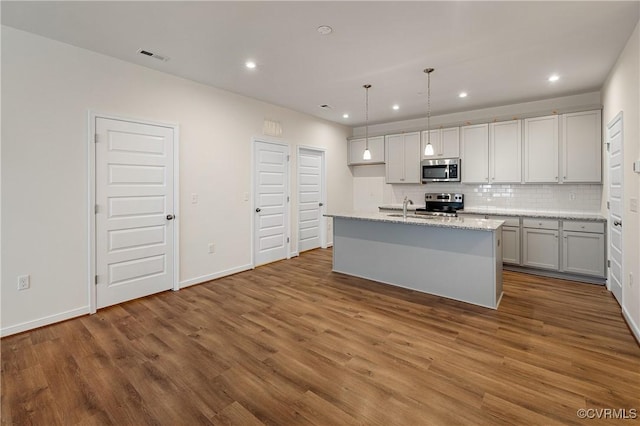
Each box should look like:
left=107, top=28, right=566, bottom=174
left=363, top=84, right=372, bottom=160
left=424, top=68, right=435, bottom=156
left=424, top=139, right=435, bottom=156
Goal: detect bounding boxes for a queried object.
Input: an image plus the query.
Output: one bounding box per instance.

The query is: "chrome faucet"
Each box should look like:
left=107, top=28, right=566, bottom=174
left=402, top=196, right=414, bottom=219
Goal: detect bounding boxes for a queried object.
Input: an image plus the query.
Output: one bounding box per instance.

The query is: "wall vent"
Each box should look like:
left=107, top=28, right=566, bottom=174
left=137, top=49, right=169, bottom=62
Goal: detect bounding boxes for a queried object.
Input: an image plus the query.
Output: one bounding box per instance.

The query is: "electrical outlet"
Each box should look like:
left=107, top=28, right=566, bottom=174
left=18, top=275, right=30, bottom=290
left=208, top=243, right=215, bottom=254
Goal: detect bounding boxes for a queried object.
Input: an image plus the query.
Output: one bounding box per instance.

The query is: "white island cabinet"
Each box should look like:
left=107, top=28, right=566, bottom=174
left=325, top=212, right=504, bottom=309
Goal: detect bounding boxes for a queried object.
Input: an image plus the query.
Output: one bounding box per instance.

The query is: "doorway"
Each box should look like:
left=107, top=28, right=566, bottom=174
left=606, top=112, right=623, bottom=306
left=253, top=139, right=290, bottom=266
left=297, top=147, right=327, bottom=253
left=90, top=114, right=179, bottom=311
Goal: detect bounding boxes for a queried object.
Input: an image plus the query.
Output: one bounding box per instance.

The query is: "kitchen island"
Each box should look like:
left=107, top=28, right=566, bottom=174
left=326, top=212, right=504, bottom=309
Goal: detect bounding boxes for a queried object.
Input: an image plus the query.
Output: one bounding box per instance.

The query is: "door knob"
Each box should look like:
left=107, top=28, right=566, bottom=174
left=613, top=220, right=622, bottom=227
left=166, top=214, right=175, bottom=220
left=255, top=208, right=261, bottom=213
left=319, top=202, right=324, bottom=207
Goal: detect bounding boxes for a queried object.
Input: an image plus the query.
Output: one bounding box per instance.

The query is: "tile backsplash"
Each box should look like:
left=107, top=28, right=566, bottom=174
left=353, top=172, right=602, bottom=213
left=388, top=183, right=602, bottom=212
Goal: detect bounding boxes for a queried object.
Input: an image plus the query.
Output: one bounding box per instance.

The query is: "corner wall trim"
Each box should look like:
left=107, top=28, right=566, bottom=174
left=622, top=306, right=640, bottom=345
left=179, top=264, right=253, bottom=288
left=1, top=306, right=90, bottom=338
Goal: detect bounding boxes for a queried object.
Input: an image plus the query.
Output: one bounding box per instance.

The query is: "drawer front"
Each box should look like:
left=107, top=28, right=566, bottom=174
left=563, top=220, right=605, bottom=234
left=523, top=218, right=559, bottom=230
left=489, top=215, right=520, bottom=227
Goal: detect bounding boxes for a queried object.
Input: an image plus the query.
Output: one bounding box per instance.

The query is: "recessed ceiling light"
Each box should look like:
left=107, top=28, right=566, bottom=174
left=245, top=61, right=257, bottom=69
left=343, top=113, right=349, bottom=119
left=548, top=74, right=560, bottom=82
left=459, top=92, right=468, bottom=98
left=392, top=105, right=400, bottom=110
left=317, top=25, right=333, bottom=35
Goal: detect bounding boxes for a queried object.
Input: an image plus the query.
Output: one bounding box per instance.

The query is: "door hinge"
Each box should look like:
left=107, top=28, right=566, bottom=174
left=95, top=204, right=99, bottom=214
left=606, top=142, right=610, bottom=151
left=287, top=196, right=290, bottom=202
left=95, top=275, right=99, bottom=285
left=606, top=201, right=610, bottom=209
left=287, top=237, right=290, bottom=243
left=94, top=133, right=99, bottom=143
left=287, top=155, right=290, bottom=161
left=607, top=259, right=611, bottom=268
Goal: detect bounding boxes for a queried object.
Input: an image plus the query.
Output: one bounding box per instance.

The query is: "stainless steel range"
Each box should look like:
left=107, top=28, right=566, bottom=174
left=415, top=193, right=464, bottom=217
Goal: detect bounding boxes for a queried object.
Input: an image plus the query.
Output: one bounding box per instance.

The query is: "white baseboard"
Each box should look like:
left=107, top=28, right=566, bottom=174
left=622, top=306, right=640, bottom=345
left=179, top=263, right=253, bottom=288
left=1, top=306, right=90, bottom=338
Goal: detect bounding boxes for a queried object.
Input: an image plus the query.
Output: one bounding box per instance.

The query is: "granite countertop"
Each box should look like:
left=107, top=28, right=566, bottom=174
left=325, top=212, right=503, bottom=231
left=458, top=207, right=606, bottom=222
left=378, top=204, right=424, bottom=211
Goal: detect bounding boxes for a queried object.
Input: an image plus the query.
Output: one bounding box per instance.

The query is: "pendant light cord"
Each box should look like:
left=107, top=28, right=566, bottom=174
left=364, top=84, right=371, bottom=149
left=427, top=71, right=431, bottom=145
left=424, top=68, right=434, bottom=146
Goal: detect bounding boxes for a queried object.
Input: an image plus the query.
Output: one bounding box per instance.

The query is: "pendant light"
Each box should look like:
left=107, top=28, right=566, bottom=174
left=424, top=68, right=435, bottom=156
left=363, top=84, right=372, bottom=160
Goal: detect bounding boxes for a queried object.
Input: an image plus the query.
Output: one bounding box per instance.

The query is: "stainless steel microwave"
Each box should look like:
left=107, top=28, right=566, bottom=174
left=421, top=158, right=461, bottom=183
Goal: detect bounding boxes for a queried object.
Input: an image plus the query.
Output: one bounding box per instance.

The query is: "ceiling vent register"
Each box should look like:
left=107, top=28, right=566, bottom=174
left=137, top=49, right=169, bottom=62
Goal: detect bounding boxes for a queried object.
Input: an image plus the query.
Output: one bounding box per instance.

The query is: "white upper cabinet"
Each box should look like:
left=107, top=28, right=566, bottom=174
left=461, top=123, right=489, bottom=183
left=421, top=127, right=459, bottom=159
left=348, top=136, right=385, bottom=165
left=561, top=110, right=602, bottom=183
left=490, top=120, right=522, bottom=183
left=385, top=132, right=420, bottom=183
left=524, top=115, right=559, bottom=183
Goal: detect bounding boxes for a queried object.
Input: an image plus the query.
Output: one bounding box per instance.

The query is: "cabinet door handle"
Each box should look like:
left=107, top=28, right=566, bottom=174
left=166, top=214, right=175, bottom=220
left=255, top=208, right=261, bottom=213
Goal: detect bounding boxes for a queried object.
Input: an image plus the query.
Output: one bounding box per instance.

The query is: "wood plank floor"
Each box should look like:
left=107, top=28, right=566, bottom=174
left=2, top=248, right=639, bottom=425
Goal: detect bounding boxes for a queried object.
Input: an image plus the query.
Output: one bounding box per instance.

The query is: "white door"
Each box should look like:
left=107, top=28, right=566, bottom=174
left=254, top=140, right=289, bottom=266
left=298, top=148, right=325, bottom=253
left=607, top=112, right=623, bottom=305
left=95, top=117, right=175, bottom=309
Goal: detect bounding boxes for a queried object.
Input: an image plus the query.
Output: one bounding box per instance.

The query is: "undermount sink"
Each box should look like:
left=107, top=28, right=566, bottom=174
left=386, top=213, right=436, bottom=220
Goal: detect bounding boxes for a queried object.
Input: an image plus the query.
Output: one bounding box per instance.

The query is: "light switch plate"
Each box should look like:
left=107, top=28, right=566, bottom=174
left=633, top=160, right=640, bottom=173
left=630, top=198, right=638, bottom=212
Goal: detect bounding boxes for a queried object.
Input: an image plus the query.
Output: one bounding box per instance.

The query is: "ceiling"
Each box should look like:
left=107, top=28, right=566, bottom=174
left=2, top=1, right=639, bottom=127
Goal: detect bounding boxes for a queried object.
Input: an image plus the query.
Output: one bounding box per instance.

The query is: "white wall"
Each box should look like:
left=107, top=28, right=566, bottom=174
left=601, top=20, right=640, bottom=341
left=1, top=26, right=352, bottom=335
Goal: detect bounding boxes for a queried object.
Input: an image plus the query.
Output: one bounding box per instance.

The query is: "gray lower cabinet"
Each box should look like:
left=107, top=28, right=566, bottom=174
left=561, top=221, right=605, bottom=277
left=522, top=219, right=560, bottom=270
left=491, top=215, right=520, bottom=265
left=501, top=226, right=521, bottom=265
